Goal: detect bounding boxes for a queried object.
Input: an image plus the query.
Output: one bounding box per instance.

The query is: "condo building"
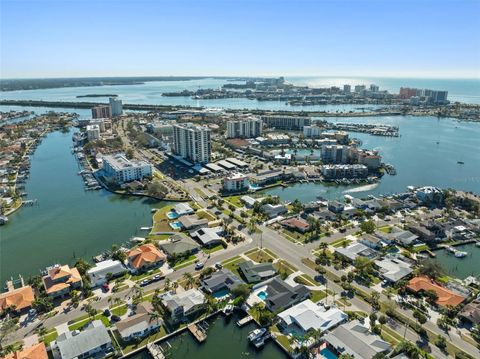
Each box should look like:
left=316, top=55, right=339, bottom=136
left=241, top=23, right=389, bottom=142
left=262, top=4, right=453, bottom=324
left=109, top=97, right=123, bottom=116
left=91, top=105, right=111, bottom=119
left=226, top=117, right=262, bottom=138
left=102, top=153, right=152, bottom=183
left=173, top=123, right=211, bottom=164
left=261, top=115, right=311, bottom=130
left=86, top=124, right=100, bottom=141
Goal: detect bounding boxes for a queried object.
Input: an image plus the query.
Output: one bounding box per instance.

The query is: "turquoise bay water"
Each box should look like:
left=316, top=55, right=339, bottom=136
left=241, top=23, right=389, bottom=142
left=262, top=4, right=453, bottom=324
left=434, top=243, right=480, bottom=278
left=0, top=128, right=170, bottom=284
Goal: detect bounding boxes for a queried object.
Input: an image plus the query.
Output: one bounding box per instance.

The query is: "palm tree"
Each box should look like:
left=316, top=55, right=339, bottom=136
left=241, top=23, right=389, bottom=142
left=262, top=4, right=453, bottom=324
left=183, top=273, right=194, bottom=289
left=171, top=281, right=179, bottom=294
left=164, top=278, right=171, bottom=292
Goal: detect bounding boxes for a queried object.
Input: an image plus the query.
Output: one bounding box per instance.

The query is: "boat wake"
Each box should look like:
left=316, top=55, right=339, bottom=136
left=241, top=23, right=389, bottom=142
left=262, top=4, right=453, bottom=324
left=343, top=183, right=379, bottom=194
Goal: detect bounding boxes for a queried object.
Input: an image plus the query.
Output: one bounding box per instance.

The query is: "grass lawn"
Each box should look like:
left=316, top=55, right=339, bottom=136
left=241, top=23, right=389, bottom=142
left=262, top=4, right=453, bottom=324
left=110, top=305, right=128, bottom=317
left=196, top=210, right=216, bottom=221
left=130, top=268, right=162, bottom=281
left=273, top=260, right=297, bottom=276
left=245, top=248, right=275, bottom=263
left=378, top=225, right=392, bottom=234
left=281, top=229, right=308, bottom=243
left=203, top=243, right=225, bottom=254
left=310, top=290, right=327, bottom=303
left=412, top=244, right=429, bottom=252
left=223, top=257, right=247, bottom=278
left=68, top=313, right=110, bottom=331
left=42, top=330, right=58, bottom=345
left=147, top=234, right=171, bottom=241
left=118, top=326, right=168, bottom=354
left=331, top=238, right=353, bottom=248
left=172, top=255, right=197, bottom=269
left=293, top=274, right=318, bottom=286
left=151, top=205, right=175, bottom=233
left=224, top=195, right=244, bottom=208
left=194, top=187, right=207, bottom=199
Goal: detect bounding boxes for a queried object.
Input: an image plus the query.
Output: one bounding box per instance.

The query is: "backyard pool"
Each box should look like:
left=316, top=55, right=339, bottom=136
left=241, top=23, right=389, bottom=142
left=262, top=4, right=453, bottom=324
left=167, top=211, right=179, bottom=219
left=169, top=221, right=182, bottom=230
left=319, top=348, right=338, bottom=359
left=257, top=291, right=268, bottom=300
left=213, top=289, right=230, bottom=298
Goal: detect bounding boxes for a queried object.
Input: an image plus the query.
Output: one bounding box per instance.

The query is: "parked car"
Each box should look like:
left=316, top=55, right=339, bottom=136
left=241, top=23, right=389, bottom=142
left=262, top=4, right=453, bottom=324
left=140, top=279, right=150, bottom=287
left=151, top=274, right=163, bottom=282
left=195, top=262, right=205, bottom=270
left=215, top=262, right=223, bottom=270
left=110, top=315, right=121, bottom=322
left=103, top=309, right=111, bottom=317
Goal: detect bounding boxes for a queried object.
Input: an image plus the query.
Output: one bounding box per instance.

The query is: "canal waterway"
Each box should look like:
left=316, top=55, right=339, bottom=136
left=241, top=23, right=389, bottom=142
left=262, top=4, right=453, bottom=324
left=128, top=315, right=287, bottom=359
left=433, top=243, right=480, bottom=279
left=0, top=126, right=170, bottom=285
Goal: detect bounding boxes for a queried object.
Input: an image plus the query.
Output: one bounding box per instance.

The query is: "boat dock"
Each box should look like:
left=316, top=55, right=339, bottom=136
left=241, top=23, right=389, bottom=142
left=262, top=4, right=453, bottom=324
left=188, top=322, right=208, bottom=342
left=236, top=315, right=253, bottom=327
left=146, top=343, right=165, bottom=359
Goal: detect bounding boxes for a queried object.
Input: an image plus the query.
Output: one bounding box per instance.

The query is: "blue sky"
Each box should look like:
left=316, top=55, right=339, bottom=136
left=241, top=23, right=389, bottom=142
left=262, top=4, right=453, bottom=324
left=1, top=0, right=479, bottom=78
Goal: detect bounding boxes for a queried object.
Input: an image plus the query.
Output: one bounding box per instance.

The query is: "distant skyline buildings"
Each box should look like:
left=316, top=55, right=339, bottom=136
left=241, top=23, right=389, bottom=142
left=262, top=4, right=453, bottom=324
left=0, top=0, right=479, bottom=79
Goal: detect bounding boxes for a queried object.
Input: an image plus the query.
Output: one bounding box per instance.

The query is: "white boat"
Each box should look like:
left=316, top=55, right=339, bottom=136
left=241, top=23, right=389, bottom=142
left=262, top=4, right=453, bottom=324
left=248, top=328, right=267, bottom=342
left=455, top=251, right=467, bottom=258
left=476, top=242, right=480, bottom=247
left=0, top=215, right=8, bottom=225
left=222, top=304, right=234, bottom=316
left=140, top=226, right=152, bottom=231
left=130, top=237, right=146, bottom=243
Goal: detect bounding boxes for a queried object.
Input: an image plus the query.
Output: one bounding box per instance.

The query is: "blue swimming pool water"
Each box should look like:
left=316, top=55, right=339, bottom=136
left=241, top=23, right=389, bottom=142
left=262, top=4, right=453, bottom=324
left=167, top=211, right=179, bottom=219
left=169, top=221, right=182, bottom=230
left=257, top=291, right=268, bottom=300
left=213, top=289, right=230, bottom=298
left=320, top=348, right=338, bottom=359
left=249, top=184, right=262, bottom=190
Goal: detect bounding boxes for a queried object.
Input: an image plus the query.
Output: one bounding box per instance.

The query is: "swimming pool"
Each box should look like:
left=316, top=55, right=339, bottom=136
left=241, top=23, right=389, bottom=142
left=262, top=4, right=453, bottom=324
left=249, top=184, right=262, bottom=191
left=320, top=348, right=338, bottom=359
left=213, top=288, right=230, bottom=298
left=167, top=211, right=179, bottom=219
left=257, top=291, right=268, bottom=300
left=169, top=221, right=182, bottom=230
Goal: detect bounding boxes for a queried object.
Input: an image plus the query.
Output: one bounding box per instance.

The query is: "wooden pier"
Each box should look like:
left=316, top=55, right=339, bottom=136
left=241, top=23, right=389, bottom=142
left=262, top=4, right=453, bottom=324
left=236, top=315, right=253, bottom=327
left=146, top=343, right=165, bottom=359
left=188, top=323, right=207, bottom=343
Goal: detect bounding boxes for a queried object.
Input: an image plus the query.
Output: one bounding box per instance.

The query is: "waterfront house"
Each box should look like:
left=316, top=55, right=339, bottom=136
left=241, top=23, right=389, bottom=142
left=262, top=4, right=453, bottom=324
left=261, top=203, right=288, bottom=219
left=87, top=259, right=127, bottom=287
left=359, top=233, right=388, bottom=250
left=408, top=223, right=436, bottom=242
left=458, top=301, right=480, bottom=326
left=159, top=234, right=200, bottom=258
left=277, top=299, right=347, bottom=336
left=0, top=285, right=35, bottom=314
left=177, top=214, right=209, bottom=230
left=309, top=209, right=337, bottom=222
left=51, top=320, right=113, bottom=359
left=262, top=277, right=310, bottom=313
left=127, top=244, right=167, bottom=273
left=323, top=320, right=392, bottom=359
left=191, top=226, right=224, bottom=247
left=335, top=242, right=378, bottom=262
left=3, top=342, right=48, bottom=359
left=173, top=203, right=194, bottom=216
left=116, top=302, right=163, bottom=341
left=200, top=269, right=243, bottom=295
left=240, top=195, right=258, bottom=208
left=42, top=265, right=82, bottom=299
left=281, top=217, right=311, bottom=233
left=406, top=276, right=467, bottom=308
left=374, top=256, right=413, bottom=283
left=388, top=227, right=420, bottom=247
left=238, top=261, right=277, bottom=284
left=327, top=201, right=344, bottom=213
left=161, top=288, right=205, bottom=323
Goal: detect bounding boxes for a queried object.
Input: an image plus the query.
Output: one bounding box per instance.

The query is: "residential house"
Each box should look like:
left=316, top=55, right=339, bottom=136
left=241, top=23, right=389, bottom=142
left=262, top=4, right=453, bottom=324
left=42, top=265, right=83, bottom=298
left=261, top=203, right=288, bottom=219
left=408, top=224, right=436, bottom=242
left=281, top=217, right=311, bottom=233
left=324, top=320, right=392, bottom=359
left=459, top=301, right=480, bottom=326
left=159, top=234, right=200, bottom=258
left=173, top=203, right=194, bottom=216
left=240, top=195, right=258, bottom=208
left=127, top=244, right=167, bottom=273
left=200, top=269, right=243, bottom=295
left=335, top=242, right=377, bottom=262
left=116, top=302, right=163, bottom=341
left=177, top=215, right=209, bottom=230
left=191, top=226, right=224, bottom=247
left=328, top=201, right=344, bottom=213
left=262, top=277, right=310, bottom=313
left=87, top=259, right=126, bottom=287
left=4, top=343, right=48, bottom=359
left=388, top=228, right=421, bottom=247
left=277, top=300, right=347, bottom=336
left=238, top=261, right=277, bottom=284
left=161, top=289, right=205, bottom=323
left=51, top=320, right=113, bottom=359
left=359, top=233, right=387, bottom=250
left=0, top=285, right=35, bottom=314
left=309, top=209, right=337, bottom=222
left=375, top=256, right=413, bottom=283
left=407, top=276, right=467, bottom=308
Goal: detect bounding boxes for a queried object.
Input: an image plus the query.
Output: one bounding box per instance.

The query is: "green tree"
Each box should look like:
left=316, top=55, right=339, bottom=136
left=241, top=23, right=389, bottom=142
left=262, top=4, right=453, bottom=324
left=360, top=220, right=376, bottom=234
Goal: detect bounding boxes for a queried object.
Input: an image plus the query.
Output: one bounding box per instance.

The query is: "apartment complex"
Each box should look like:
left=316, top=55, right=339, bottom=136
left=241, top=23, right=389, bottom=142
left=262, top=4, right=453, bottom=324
left=222, top=173, right=249, bottom=192
left=226, top=116, right=262, bottom=138
left=91, top=105, right=111, bottom=119
left=86, top=124, right=100, bottom=141
left=102, top=153, right=152, bottom=183
left=172, top=123, right=211, bottom=164
left=261, top=115, right=311, bottom=130
left=109, top=97, right=123, bottom=116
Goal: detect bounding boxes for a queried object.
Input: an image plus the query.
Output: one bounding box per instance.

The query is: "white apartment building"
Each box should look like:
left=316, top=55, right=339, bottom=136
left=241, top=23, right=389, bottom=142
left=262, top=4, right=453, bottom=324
left=303, top=125, right=322, bottom=138
left=223, top=173, right=249, bottom=192
left=321, top=164, right=368, bottom=179
left=102, top=153, right=153, bottom=183
left=226, top=117, right=262, bottom=138
left=86, top=124, right=101, bottom=141
left=173, top=123, right=211, bottom=164
left=261, top=115, right=311, bottom=130
left=109, top=97, right=123, bottom=116
left=321, top=145, right=350, bottom=164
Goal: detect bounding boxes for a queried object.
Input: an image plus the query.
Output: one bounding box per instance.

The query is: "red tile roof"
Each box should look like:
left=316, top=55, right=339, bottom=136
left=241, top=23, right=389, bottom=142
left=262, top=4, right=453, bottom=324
left=407, top=276, right=466, bottom=307
left=128, top=244, right=166, bottom=269
left=0, top=286, right=35, bottom=312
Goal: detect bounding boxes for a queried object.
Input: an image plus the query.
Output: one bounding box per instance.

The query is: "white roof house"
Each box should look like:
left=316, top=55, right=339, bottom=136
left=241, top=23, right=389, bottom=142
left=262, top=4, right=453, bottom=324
left=277, top=299, right=347, bottom=334
left=174, top=203, right=194, bottom=216
left=161, top=288, right=205, bottom=322
left=375, top=257, right=413, bottom=283
left=191, top=226, right=224, bottom=247
left=87, top=259, right=126, bottom=286
left=241, top=195, right=257, bottom=207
